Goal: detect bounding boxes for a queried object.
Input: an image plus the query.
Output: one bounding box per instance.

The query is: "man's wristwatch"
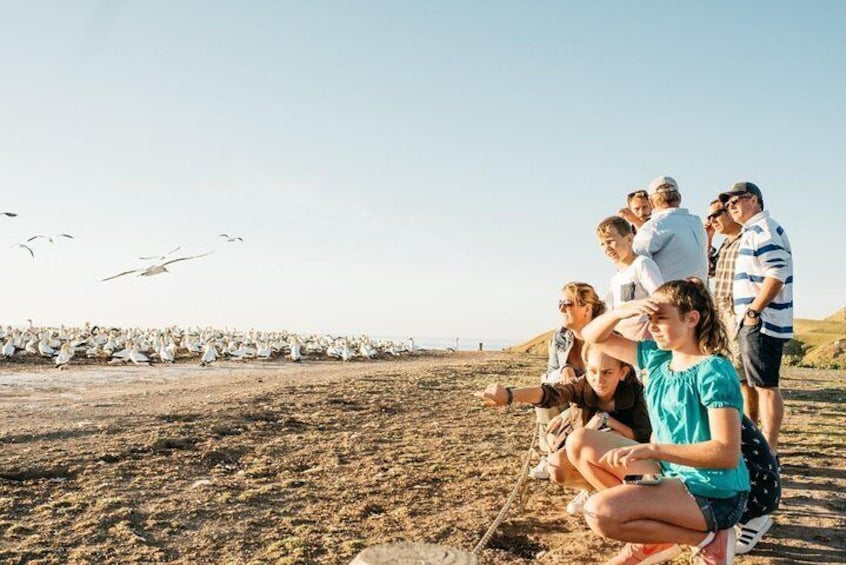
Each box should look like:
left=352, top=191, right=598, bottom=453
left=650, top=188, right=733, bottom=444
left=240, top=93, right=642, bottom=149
left=745, top=309, right=761, bottom=319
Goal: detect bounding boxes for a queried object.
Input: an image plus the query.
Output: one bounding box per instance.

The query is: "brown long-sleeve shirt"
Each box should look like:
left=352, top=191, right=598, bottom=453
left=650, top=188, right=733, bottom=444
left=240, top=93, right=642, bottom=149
left=537, top=377, right=652, bottom=443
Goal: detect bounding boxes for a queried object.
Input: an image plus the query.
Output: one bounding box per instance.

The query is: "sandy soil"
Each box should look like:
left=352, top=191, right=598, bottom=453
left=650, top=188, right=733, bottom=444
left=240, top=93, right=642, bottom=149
left=0, top=353, right=843, bottom=564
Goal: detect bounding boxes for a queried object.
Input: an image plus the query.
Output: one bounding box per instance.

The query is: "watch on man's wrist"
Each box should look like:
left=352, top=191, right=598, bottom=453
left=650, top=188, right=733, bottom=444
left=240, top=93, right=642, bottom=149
left=745, top=309, right=760, bottom=319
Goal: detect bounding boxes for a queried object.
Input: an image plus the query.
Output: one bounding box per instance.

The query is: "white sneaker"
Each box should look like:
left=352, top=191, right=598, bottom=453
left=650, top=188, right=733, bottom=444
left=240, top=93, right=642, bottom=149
left=529, top=459, right=550, bottom=480
left=735, top=514, right=773, bottom=554
left=566, top=489, right=593, bottom=515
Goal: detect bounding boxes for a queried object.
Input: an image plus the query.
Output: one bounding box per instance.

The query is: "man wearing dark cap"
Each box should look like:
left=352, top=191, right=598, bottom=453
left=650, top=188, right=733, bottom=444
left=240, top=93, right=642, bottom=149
left=719, top=182, right=793, bottom=456
left=632, top=176, right=709, bottom=282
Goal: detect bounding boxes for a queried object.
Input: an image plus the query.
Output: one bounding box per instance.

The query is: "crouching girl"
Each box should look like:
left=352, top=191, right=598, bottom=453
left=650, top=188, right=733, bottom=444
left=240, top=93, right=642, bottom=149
left=477, top=344, right=652, bottom=514
left=579, top=278, right=749, bottom=565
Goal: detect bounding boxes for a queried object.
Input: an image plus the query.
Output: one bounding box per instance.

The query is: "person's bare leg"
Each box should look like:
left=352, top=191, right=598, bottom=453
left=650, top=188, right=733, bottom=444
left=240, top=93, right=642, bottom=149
left=565, top=428, right=660, bottom=490
left=757, top=386, right=784, bottom=451
left=742, top=382, right=759, bottom=424
left=584, top=479, right=710, bottom=546
left=546, top=449, right=591, bottom=488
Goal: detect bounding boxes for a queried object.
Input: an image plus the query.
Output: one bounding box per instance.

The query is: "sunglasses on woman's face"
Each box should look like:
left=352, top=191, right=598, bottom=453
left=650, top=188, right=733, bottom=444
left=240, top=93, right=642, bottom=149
left=706, top=208, right=727, bottom=222
left=558, top=299, right=579, bottom=309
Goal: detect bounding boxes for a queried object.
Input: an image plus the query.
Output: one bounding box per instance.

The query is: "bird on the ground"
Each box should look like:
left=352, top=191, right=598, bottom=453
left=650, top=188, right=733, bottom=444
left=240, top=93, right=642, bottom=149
left=27, top=234, right=74, bottom=244
left=38, top=337, right=56, bottom=357
left=140, top=246, right=181, bottom=261
left=341, top=339, right=353, bottom=362
left=11, top=243, right=35, bottom=258
left=200, top=341, right=218, bottom=366
left=55, top=343, right=73, bottom=370
left=128, top=345, right=151, bottom=366
left=102, top=251, right=213, bottom=281
left=289, top=337, right=302, bottom=362
left=218, top=234, right=243, bottom=242
left=2, top=338, right=16, bottom=358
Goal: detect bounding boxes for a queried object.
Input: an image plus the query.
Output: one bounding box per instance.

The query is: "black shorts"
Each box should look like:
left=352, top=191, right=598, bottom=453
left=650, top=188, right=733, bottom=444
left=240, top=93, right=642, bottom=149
left=738, top=320, right=786, bottom=388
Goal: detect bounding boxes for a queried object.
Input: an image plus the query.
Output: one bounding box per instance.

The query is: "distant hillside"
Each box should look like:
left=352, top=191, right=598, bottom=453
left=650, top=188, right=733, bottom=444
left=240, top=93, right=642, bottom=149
left=825, top=306, right=846, bottom=322
left=794, top=318, right=846, bottom=349
left=505, top=329, right=554, bottom=355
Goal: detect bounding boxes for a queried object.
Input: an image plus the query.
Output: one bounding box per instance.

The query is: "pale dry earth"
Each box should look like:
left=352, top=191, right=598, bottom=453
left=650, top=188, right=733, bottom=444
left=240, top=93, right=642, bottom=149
left=0, top=353, right=843, bottom=564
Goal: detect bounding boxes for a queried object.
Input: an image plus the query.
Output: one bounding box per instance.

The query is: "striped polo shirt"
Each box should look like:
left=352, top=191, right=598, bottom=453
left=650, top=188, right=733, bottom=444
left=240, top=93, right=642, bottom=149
left=733, top=211, right=794, bottom=339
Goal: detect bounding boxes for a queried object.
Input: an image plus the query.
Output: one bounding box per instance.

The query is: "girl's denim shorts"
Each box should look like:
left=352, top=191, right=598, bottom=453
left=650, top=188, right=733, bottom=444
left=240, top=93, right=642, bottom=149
left=684, top=484, right=748, bottom=531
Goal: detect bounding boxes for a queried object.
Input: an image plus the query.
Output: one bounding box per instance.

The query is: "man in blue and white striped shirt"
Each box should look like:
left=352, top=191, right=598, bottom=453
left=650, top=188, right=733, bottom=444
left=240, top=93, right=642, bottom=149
left=719, top=182, right=792, bottom=454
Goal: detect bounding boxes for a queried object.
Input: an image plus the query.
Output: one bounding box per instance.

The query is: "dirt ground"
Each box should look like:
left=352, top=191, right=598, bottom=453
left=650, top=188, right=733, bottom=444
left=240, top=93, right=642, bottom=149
left=0, top=352, right=843, bottom=564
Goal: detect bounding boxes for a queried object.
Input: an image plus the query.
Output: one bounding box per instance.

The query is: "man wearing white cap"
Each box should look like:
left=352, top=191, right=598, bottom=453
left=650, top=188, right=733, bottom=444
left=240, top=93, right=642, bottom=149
left=632, top=176, right=709, bottom=282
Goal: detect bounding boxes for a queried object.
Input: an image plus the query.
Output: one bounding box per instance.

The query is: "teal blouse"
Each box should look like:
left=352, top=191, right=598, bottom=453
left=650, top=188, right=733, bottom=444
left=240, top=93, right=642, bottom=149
left=637, top=340, right=750, bottom=498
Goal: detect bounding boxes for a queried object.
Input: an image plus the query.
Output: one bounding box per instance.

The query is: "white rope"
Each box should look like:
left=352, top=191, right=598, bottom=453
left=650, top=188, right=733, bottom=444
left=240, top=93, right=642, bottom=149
left=472, top=422, right=539, bottom=556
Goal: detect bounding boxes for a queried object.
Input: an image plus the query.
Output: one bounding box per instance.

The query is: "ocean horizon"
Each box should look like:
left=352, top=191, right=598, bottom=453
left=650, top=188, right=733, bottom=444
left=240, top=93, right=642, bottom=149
left=375, top=336, right=518, bottom=352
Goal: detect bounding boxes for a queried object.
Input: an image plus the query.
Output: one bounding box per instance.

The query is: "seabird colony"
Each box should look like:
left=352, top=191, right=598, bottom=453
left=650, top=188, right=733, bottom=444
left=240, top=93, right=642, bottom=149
left=0, top=323, right=421, bottom=369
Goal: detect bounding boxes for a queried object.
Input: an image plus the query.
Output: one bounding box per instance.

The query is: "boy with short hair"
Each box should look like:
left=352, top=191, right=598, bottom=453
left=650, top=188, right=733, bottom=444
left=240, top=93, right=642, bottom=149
left=596, top=216, right=664, bottom=340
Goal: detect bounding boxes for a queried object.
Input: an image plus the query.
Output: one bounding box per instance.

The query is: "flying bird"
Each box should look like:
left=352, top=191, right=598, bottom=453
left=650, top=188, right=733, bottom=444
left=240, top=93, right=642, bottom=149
left=27, top=234, right=74, bottom=244
left=218, top=234, right=243, bottom=242
left=11, top=243, right=35, bottom=258
left=1, top=212, right=17, bottom=217
left=101, top=251, right=213, bottom=282
left=140, top=245, right=181, bottom=261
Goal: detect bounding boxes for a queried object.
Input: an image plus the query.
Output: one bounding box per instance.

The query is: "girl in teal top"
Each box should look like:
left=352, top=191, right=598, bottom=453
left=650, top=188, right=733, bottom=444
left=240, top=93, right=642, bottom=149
left=579, top=278, right=749, bottom=565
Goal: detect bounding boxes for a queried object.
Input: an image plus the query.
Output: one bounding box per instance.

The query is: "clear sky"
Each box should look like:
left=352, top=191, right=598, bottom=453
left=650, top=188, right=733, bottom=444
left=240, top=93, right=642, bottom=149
left=1, top=1, right=843, bottom=342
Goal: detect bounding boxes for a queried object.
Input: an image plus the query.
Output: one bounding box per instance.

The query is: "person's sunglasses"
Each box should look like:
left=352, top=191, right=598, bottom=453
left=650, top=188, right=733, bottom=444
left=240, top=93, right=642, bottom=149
left=558, top=299, right=579, bottom=309
left=726, top=193, right=752, bottom=207
left=706, top=208, right=727, bottom=222
left=627, top=190, right=648, bottom=199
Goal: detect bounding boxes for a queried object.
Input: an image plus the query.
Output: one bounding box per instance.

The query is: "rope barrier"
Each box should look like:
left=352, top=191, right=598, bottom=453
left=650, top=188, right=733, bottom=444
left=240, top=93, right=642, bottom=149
left=472, top=422, right=539, bottom=556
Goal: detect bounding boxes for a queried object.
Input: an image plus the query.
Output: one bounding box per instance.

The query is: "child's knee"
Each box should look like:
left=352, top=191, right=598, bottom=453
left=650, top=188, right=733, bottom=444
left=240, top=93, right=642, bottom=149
left=583, top=494, right=617, bottom=537
left=564, top=427, right=589, bottom=459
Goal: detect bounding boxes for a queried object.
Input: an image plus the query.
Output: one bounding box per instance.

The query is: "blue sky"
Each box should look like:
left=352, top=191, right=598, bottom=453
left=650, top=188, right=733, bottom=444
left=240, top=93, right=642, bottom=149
left=0, top=1, right=842, bottom=342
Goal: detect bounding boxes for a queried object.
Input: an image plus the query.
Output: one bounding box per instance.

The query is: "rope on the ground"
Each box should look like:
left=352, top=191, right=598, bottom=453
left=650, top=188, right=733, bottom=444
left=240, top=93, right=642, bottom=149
left=472, top=422, right=539, bottom=556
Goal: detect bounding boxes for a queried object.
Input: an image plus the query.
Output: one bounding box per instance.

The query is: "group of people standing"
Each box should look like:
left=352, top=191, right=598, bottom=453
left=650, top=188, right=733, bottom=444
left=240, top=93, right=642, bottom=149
left=479, top=176, right=793, bottom=564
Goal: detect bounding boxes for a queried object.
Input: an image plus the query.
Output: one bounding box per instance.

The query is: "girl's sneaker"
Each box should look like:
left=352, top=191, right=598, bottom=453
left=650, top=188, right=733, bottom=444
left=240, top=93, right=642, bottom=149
left=529, top=458, right=550, bottom=480
left=690, top=528, right=736, bottom=565
left=604, top=542, right=682, bottom=565
left=735, top=514, right=773, bottom=554
left=566, top=489, right=593, bottom=515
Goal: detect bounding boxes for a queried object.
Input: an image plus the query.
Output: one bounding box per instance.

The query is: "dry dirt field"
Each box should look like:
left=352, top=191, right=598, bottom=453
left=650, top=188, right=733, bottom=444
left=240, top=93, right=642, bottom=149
left=0, top=352, right=843, bottom=564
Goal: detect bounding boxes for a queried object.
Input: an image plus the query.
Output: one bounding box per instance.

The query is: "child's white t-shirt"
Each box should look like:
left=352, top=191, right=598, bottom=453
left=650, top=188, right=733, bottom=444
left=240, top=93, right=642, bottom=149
left=607, top=255, right=664, bottom=340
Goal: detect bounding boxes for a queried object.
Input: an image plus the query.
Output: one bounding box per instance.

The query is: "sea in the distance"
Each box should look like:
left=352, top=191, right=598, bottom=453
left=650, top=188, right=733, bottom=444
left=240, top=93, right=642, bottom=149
left=375, top=336, right=517, bottom=352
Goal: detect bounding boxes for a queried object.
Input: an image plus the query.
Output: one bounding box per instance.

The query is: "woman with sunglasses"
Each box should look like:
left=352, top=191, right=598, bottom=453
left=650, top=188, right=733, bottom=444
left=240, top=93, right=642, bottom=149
left=522, top=282, right=611, bottom=510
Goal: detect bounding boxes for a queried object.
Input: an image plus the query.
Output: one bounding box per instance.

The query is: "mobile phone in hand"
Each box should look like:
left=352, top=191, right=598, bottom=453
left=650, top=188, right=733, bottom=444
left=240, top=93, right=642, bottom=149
left=623, top=474, right=663, bottom=485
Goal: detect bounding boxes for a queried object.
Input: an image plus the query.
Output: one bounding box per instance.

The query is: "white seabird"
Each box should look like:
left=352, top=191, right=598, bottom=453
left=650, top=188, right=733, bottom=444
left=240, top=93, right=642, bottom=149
left=11, top=243, right=35, bottom=258
left=218, top=234, right=244, bottom=242
left=55, top=343, right=73, bottom=370
left=102, top=251, right=213, bottom=281
left=200, top=341, right=218, bottom=366
left=27, top=233, right=74, bottom=244
left=140, top=246, right=182, bottom=261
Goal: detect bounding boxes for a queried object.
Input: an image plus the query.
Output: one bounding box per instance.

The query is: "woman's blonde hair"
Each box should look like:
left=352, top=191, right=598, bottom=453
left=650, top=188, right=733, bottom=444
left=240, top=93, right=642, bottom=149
left=653, top=278, right=728, bottom=356
left=561, top=281, right=607, bottom=319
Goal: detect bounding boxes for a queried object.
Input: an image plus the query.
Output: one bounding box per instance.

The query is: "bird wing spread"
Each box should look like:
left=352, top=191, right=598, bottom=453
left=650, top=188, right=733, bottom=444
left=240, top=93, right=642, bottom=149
left=102, top=269, right=142, bottom=281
